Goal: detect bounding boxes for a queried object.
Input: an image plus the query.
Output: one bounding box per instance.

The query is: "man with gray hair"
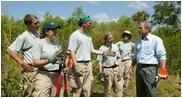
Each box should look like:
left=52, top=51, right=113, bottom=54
left=130, top=21, right=168, bottom=97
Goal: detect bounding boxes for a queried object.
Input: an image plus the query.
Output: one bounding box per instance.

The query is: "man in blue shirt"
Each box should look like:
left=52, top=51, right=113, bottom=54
left=130, top=21, right=168, bottom=97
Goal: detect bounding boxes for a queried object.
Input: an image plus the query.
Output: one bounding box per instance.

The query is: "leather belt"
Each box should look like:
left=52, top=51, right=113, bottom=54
left=77, top=60, right=90, bottom=63
left=138, top=63, right=157, bottom=68
left=121, top=59, right=130, bottom=62
left=38, top=69, right=60, bottom=72
left=103, top=65, right=118, bottom=68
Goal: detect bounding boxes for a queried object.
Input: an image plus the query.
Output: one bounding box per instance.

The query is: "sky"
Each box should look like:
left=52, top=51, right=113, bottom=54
left=1, top=1, right=156, bottom=22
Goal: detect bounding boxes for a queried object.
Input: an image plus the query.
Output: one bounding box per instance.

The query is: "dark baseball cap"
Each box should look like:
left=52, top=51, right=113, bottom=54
left=42, top=22, right=61, bottom=31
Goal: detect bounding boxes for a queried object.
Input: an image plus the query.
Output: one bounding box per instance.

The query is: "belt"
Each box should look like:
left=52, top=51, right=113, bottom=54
left=103, top=65, right=118, bottom=68
left=77, top=60, right=90, bottom=63
left=38, top=69, right=60, bottom=72
left=138, top=63, right=157, bottom=68
left=121, top=59, right=130, bottom=62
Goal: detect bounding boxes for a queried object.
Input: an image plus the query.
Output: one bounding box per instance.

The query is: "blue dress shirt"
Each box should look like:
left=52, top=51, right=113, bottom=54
left=134, top=33, right=166, bottom=64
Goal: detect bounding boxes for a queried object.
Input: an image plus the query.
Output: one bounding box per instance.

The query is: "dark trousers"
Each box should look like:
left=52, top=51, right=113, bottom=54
left=136, top=64, right=157, bottom=97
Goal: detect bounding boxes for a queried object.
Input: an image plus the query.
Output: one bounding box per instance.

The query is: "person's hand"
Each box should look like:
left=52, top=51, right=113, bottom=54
left=21, top=61, right=34, bottom=72
left=128, top=66, right=133, bottom=76
left=46, top=53, right=57, bottom=64
left=44, top=49, right=62, bottom=64
left=98, top=72, right=105, bottom=82
left=74, top=65, right=84, bottom=76
left=103, top=48, right=116, bottom=57
left=158, top=68, right=169, bottom=80
left=63, top=65, right=70, bottom=74
left=54, top=48, right=62, bottom=59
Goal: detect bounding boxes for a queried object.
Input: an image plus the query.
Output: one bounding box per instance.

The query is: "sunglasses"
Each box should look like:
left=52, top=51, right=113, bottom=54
left=33, top=21, right=39, bottom=25
left=123, top=34, right=130, bottom=36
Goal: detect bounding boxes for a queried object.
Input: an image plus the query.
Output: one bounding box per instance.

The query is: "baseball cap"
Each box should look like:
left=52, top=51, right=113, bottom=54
left=79, top=15, right=92, bottom=23
left=42, top=22, right=61, bottom=31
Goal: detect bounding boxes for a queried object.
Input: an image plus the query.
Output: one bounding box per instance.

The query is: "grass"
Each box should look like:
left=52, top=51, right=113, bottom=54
left=90, top=64, right=181, bottom=97
left=1, top=57, right=181, bottom=97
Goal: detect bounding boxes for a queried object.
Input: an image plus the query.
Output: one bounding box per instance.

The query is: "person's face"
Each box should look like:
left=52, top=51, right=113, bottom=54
left=29, top=17, right=39, bottom=32
left=83, top=21, right=92, bottom=29
left=122, top=33, right=130, bottom=41
left=46, top=29, right=57, bottom=39
left=138, top=22, right=149, bottom=37
left=106, top=34, right=113, bottom=44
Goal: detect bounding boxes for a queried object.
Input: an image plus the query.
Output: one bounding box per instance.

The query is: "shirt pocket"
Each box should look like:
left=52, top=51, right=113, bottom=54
left=144, top=45, right=153, bottom=55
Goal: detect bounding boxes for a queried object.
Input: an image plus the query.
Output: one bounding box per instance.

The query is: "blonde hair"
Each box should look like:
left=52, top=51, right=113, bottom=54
left=104, top=32, right=112, bottom=44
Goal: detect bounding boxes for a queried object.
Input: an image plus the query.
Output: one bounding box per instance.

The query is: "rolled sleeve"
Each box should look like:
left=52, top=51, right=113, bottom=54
left=156, top=38, right=167, bottom=60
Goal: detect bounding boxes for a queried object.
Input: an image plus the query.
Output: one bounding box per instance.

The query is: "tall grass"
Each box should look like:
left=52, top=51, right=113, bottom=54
left=91, top=64, right=181, bottom=97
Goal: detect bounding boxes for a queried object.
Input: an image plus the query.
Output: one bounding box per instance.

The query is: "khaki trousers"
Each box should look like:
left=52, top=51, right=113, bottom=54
left=118, top=59, right=132, bottom=92
left=103, top=66, right=124, bottom=97
left=32, top=70, right=59, bottom=97
left=69, top=61, right=93, bottom=97
left=21, top=68, right=37, bottom=97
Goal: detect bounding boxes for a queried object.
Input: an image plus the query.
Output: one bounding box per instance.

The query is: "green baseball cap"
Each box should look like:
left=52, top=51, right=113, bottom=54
left=79, top=15, right=92, bottom=23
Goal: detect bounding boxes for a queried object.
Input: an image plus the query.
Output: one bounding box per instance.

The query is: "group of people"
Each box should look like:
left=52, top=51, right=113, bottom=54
left=6, top=14, right=168, bottom=97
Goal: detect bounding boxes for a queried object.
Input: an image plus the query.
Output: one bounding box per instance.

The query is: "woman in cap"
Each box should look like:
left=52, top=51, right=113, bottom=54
left=116, top=30, right=135, bottom=95
left=30, top=22, right=62, bottom=97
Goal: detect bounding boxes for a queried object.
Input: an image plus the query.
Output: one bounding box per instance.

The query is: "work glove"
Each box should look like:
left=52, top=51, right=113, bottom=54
left=158, top=68, right=169, bottom=80
left=103, top=48, right=116, bottom=57
left=45, top=49, right=62, bottom=64
left=98, top=72, right=105, bottom=82
left=54, top=46, right=63, bottom=59
left=74, top=65, right=84, bottom=76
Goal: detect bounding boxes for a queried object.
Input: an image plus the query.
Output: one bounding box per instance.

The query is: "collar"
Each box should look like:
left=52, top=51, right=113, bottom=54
left=27, top=30, right=39, bottom=38
left=105, top=43, right=112, bottom=48
left=140, top=33, right=152, bottom=41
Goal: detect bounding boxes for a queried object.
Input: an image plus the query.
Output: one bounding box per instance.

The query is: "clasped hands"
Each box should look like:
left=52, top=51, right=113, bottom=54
left=103, top=48, right=116, bottom=57
left=44, top=47, right=62, bottom=64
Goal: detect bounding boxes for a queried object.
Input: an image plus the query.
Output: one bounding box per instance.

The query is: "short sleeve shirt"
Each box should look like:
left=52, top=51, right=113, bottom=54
left=8, top=30, right=40, bottom=64
left=116, top=41, right=135, bottom=60
left=68, top=30, right=94, bottom=61
left=31, top=39, right=60, bottom=71
left=97, top=44, right=119, bottom=67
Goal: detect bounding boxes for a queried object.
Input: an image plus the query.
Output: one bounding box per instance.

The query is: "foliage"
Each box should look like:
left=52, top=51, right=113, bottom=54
left=152, top=1, right=181, bottom=28
left=71, top=6, right=86, bottom=24
left=1, top=4, right=181, bottom=96
left=131, top=10, right=150, bottom=23
left=153, top=26, right=181, bottom=75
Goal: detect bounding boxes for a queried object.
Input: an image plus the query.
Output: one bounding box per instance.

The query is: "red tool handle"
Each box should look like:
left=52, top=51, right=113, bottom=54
left=56, top=72, right=61, bottom=95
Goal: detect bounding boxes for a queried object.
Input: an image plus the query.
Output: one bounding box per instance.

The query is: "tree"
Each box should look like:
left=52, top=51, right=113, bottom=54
left=152, top=1, right=181, bottom=28
left=71, top=6, right=85, bottom=21
left=131, top=11, right=150, bottom=23
left=153, top=26, right=180, bottom=75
